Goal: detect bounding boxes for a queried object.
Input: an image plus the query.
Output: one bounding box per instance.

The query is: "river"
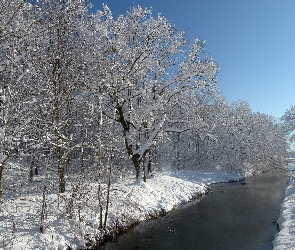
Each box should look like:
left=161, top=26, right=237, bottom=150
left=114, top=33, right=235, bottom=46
left=99, top=169, right=290, bottom=250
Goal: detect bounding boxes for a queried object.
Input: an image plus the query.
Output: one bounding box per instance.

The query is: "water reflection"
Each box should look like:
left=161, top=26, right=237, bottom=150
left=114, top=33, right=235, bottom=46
left=99, top=170, right=289, bottom=250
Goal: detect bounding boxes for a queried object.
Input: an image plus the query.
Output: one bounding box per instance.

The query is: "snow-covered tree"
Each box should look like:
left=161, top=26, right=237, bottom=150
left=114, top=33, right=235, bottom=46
left=0, top=0, right=35, bottom=198
left=30, top=0, right=89, bottom=193
left=88, top=6, right=218, bottom=180
left=281, top=106, right=295, bottom=143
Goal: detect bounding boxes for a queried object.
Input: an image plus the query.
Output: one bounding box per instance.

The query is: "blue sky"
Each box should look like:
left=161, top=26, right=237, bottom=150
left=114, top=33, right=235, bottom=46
left=90, top=0, right=295, bottom=118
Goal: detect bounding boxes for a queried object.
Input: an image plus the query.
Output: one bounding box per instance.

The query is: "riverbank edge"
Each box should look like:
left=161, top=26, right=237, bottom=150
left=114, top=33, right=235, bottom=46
left=93, top=168, right=290, bottom=249
left=272, top=168, right=295, bottom=249
left=91, top=190, right=207, bottom=248
left=0, top=168, right=264, bottom=249
left=90, top=171, right=247, bottom=249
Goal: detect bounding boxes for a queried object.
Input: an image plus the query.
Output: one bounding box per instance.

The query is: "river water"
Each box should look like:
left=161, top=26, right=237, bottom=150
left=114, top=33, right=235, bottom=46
left=99, top=170, right=290, bottom=250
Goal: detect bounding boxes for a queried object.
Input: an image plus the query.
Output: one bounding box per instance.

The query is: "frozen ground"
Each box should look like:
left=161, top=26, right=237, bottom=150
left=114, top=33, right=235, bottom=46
left=273, top=163, right=295, bottom=250
left=0, top=166, right=243, bottom=249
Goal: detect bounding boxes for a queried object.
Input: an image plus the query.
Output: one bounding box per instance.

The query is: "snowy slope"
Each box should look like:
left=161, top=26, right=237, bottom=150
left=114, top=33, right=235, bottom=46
left=273, top=164, right=295, bottom=250
left=0, top=168, right=242, bottom=249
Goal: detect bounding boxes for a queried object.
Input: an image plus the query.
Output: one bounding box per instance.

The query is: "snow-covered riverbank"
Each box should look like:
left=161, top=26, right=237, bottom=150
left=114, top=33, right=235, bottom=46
left=0, top=169, right=243, bottom=249
left=273, top=164, right=295, bottom=250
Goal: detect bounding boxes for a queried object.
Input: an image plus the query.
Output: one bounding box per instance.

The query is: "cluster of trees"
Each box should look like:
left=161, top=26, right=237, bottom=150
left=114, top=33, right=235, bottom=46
left=166, top=98, right=288, bottom=174
left=281, top=106, right=295, bottom=152
left=0, top=0, right=288, bottom=200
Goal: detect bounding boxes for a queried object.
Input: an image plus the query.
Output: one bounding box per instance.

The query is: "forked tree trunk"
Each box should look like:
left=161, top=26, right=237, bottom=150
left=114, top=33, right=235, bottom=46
left=117, top=105, right=142, bottom=180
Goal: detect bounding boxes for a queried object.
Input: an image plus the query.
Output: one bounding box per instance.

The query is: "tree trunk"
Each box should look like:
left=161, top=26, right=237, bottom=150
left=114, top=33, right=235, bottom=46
left=104, top=157, right=112, bottom=229
left=80, top=145, right=85, bottom=172
left=40, top=185, right=47, bottom=234
left=142, top=157, right=147, bottom=182
left=57, top=142, right=66, bottom=193
left=0, top=156, right=9, bottom=199
left=0, top=163, right=4, bottom=199
left=58, top=166, right=65, bottom=193
left=97, top=184, right=103, bottom=229
left=131, top=154, right=141, bottom=180
left=147, top=151, right=152, bottom=174
left=29, top=156, right=34, bottom=182
left=117, top=105, right=143, bottom=179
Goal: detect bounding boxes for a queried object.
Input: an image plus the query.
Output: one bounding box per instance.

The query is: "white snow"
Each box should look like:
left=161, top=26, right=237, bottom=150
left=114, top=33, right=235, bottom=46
left=273, top=163, right=295, bottom=250
left=0, top=165, right=242, bottom=249
left=1, top=162, right=294, bottom=249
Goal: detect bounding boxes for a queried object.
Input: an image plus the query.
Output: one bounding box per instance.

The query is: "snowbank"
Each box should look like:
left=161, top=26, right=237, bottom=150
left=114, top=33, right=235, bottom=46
left=0, top=168, right=242, bottom=249
left=273, top=164, right=295, bottom=250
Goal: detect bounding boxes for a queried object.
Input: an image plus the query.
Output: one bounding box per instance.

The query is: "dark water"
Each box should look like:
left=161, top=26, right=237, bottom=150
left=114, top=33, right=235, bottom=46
left=99, top=170, right=290, bottom=250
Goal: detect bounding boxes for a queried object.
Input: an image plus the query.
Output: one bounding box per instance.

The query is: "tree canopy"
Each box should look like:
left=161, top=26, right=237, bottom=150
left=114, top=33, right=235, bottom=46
left=0, top=0, right=288, bottom=199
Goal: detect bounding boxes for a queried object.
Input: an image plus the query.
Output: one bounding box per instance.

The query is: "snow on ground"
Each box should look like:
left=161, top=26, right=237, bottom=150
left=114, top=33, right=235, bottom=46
left=0, top=166, right=243, bottom=249
left=273, top=163, right=295, bottom=250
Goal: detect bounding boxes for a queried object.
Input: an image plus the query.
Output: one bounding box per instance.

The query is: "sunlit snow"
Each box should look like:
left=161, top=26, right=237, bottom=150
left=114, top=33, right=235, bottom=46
left=273, top=163, right=295, bottom=250
left=0, top=163, right=242, bottom=249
